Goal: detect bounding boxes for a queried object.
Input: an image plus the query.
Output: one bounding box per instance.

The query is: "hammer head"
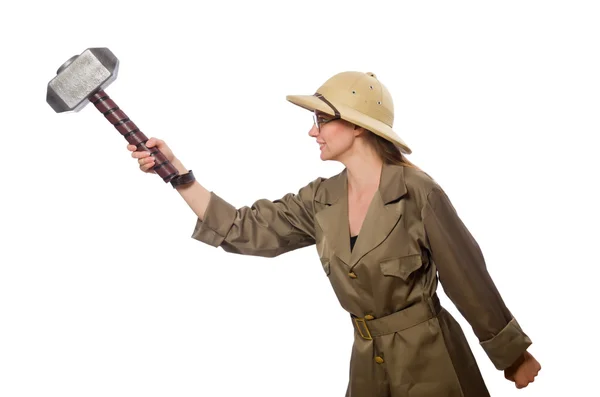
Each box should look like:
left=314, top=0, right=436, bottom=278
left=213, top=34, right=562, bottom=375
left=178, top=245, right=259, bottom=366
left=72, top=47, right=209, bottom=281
left=47, top=48, right=119, bottom=113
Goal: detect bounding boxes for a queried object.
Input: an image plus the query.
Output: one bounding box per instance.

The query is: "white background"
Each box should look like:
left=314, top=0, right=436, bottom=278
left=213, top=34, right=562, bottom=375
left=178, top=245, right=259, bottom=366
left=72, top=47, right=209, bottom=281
left=1, top=1, right=598, bottom=396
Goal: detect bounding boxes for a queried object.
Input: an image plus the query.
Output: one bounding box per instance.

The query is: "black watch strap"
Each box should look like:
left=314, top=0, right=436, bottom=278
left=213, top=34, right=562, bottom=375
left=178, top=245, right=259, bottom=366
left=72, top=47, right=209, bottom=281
left=170, top=170, right=195, bottom=188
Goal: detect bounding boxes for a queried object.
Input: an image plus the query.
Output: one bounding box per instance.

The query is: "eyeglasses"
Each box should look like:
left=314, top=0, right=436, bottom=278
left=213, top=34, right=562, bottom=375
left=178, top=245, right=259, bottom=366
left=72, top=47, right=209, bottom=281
left=313, top=112, right=340, bottom=131
left=312, top=93, right=341, bottom=131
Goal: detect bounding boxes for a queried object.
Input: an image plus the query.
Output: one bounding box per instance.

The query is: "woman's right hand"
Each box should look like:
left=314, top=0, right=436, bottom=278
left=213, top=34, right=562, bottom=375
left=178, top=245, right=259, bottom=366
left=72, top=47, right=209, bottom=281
left=127, top=138, right=175, bottom=174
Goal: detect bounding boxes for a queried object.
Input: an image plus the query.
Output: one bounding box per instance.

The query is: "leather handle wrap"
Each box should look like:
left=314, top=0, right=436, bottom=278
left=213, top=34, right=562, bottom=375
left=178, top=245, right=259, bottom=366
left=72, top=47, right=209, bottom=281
left=89, top=90, right=179, bottom=183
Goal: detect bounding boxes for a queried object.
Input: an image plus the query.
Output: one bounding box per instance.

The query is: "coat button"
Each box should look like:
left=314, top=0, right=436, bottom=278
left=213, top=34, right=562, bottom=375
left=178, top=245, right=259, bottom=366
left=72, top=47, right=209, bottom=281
left=348, top=272, right=357, bottom=278
left=364, top=314, right=374, bottom=320
left=375, top=356, right=384, bottom=364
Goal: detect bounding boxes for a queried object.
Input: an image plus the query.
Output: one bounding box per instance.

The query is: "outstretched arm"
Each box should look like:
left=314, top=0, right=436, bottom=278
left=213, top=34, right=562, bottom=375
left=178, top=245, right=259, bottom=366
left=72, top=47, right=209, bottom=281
left=129, top=138, right=212, bottom=222
left=129, top=138, right=319, bottom=257
left=190, top=177, right=320, bottom=257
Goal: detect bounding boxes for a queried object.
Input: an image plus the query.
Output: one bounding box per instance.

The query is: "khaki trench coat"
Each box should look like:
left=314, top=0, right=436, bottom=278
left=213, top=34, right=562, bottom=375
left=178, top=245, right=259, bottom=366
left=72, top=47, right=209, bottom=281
left=191, top=163, right=532, bottom=397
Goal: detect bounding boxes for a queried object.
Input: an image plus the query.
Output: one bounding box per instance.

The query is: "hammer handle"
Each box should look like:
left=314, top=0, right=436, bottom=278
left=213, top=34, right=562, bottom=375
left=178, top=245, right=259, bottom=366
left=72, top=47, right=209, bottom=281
left=89, top=90, right=179, bottom=183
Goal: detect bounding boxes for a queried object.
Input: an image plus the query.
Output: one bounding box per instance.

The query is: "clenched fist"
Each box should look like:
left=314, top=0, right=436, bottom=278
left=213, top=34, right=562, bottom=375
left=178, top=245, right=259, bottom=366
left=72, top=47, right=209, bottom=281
left=504, top=350, right=541, bottom=389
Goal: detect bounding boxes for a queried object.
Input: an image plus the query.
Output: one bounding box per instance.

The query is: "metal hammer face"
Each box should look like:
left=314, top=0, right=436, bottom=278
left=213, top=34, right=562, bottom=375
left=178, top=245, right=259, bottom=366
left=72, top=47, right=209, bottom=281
left=47, top=48, right=119, bottom=113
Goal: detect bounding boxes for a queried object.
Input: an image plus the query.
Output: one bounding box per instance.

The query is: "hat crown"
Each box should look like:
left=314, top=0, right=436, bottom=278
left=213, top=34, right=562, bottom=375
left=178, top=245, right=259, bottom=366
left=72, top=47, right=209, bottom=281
left=316, top=71, right=394, bottom=127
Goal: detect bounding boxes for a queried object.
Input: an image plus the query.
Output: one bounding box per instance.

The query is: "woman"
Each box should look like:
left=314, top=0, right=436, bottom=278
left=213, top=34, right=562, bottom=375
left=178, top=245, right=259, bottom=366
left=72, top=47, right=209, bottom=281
left=127, top=71, right=541, bottom=396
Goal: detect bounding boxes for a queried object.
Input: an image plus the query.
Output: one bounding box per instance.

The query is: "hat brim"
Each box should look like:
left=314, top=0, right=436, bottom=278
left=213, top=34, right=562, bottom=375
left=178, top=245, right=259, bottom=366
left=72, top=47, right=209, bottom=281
left=286, top=94, right=412, bottom=155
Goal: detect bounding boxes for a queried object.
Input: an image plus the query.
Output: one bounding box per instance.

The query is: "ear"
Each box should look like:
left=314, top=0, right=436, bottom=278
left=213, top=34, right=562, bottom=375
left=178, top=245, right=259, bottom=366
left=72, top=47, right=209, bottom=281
left=353, top=124, right=366, bottom=136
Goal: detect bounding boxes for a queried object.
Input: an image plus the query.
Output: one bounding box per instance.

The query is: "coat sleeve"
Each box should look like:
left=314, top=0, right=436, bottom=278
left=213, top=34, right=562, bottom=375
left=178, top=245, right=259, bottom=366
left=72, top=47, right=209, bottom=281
left=190, top=178, right=322, bottom=257
left=421, top=185, right=532, bottom=371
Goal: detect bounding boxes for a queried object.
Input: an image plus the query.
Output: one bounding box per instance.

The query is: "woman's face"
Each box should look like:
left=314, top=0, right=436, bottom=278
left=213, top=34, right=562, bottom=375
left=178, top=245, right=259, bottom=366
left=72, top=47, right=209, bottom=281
left=309, top=111, right=356, bottom=162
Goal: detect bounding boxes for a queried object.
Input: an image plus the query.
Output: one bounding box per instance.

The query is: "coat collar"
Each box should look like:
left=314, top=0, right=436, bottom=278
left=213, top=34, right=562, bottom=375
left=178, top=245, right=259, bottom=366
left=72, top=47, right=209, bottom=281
left=314, top=162, right=408, bottom=268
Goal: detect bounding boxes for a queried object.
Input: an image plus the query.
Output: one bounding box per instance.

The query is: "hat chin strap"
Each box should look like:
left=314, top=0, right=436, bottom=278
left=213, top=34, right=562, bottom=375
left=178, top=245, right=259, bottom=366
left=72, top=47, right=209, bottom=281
left=313, top=93, right=340, bottom=118
left=314, top=92, right=362, bottom=131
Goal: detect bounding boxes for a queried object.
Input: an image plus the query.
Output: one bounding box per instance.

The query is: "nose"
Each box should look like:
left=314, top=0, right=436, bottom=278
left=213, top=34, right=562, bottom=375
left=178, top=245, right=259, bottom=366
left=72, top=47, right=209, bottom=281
left=308, top=124, right=319, bottom=137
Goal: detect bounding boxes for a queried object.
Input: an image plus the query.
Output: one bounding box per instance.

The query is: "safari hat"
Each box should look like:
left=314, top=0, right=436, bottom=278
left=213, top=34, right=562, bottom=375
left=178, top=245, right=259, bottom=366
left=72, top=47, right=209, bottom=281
left=286, top=71, right=411, bottom=154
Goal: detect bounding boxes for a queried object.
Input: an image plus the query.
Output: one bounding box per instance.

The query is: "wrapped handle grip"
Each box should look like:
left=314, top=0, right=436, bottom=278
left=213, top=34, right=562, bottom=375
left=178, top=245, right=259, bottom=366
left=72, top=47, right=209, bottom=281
left=89, top=90, right=179, bottom=183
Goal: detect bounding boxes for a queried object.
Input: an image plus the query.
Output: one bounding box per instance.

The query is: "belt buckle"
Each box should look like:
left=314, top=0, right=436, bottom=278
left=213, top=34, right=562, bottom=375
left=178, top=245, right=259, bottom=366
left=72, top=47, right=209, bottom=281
left=354, top=317, right=373, bottom=340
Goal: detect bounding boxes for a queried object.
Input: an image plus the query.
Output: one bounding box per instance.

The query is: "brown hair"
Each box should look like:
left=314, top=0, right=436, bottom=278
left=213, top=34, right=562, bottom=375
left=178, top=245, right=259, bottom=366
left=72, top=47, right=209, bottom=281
left=362, top=129, right=422, bottom=171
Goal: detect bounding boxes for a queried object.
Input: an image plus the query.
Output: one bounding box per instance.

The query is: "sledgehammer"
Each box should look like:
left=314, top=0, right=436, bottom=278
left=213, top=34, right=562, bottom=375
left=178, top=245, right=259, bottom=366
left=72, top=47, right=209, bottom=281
left=46, top=47, right=179, bottom=184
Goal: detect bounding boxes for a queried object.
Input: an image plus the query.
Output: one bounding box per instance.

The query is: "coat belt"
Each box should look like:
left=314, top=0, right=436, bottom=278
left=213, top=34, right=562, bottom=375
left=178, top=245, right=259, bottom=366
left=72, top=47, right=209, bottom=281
left=351, top=294, right=442, bottom=340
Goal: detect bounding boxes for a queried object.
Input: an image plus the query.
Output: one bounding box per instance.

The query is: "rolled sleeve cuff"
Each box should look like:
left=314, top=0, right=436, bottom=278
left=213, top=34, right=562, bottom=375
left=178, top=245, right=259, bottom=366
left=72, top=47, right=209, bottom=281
left=479, top=317, right=533, bottom=370
left=191, top=192, right=237, bottom=247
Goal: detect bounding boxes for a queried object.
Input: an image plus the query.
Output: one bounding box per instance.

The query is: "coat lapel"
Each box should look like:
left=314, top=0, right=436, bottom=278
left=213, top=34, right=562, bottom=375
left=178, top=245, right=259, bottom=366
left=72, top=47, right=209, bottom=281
left=315, top=163, right=408, bottom=268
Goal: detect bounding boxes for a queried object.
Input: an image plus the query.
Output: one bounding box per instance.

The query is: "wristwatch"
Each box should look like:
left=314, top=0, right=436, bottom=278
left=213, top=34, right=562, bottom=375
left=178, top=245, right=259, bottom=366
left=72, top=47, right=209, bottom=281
left=170, top=170, right=195, bottom=189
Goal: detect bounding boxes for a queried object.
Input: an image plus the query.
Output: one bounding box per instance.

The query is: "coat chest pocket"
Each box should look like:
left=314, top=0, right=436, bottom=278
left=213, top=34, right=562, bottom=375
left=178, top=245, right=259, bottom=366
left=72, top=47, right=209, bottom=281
left=380, top=254, right=423, bottom=281
left=320, top=257, right=331, bottom=275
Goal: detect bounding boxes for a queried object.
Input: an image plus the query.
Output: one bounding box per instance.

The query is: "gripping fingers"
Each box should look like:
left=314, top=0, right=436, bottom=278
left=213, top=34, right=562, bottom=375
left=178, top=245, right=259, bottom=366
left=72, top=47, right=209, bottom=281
left=131, top=149, right=152, bottom=159
left=140, top=156, right=155, bottom=172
